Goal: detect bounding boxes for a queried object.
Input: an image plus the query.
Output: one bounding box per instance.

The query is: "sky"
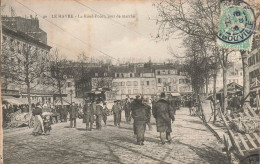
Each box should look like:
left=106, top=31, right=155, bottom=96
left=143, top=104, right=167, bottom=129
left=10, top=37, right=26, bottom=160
left=2, top=0, right=186, bottom=63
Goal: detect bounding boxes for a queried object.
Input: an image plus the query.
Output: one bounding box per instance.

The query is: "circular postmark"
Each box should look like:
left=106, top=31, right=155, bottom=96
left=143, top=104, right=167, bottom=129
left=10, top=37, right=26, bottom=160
left=217, top=1, right=256, bottom=44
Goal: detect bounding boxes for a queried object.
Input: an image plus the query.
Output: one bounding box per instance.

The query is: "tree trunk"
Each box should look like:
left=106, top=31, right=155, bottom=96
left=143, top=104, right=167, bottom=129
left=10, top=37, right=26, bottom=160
left=205, top=73, right=209, bottom=97
left=223, top=67, right=228, bottom=114
left=58, top=80, right=64, bottom=110
left=213, top=73, right=217, bottom=123
left=241, top=51, right=250, bottom=107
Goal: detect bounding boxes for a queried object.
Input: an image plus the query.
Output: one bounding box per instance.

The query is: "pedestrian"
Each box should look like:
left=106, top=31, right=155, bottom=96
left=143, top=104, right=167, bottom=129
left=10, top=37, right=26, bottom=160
left=63, top=106, right=68, bottom=122
left=188, top=95, right=194, bottom=116
left=131, top=95, right=151, bottom=145
left=83, top=100, right=94, bottom=131
left=152, top=92, right=175, bottom=144
left=69, top=102, right=78, bottom=128
left=102, top=102, right=109, bottom=126
left=124, top=98, right=131, bottom=123
left=32, top=102, right=44, bottom=136
left=229, top=94, right=241, bottom=113
left=112, top=100, right=121, bottom=127
left=142, top=98, right=152, bottom=131
left=95, top=100, right=103, bottom=130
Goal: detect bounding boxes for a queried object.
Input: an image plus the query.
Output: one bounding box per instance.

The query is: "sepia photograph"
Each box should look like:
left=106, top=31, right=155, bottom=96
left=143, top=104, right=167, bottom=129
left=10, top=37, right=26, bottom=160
left=0, top=0, right=260, bottom=163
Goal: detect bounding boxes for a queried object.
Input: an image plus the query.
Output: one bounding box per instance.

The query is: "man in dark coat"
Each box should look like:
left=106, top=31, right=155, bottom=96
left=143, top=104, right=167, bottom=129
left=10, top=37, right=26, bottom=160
left=102, top=102, right=109, bottom=126
left=83, top=100, right=94, bottom=131
left=229, top=94, right=241, bottom=112
left=69, top=102, right=78, bottom=128
left=152, top=92, right=175, bottom=144
left=112, top=100, right=121, bottom=127
left=131, top=95, right=151, bottom=145
left=95, top=100, right=103, bottom=130
left=124, top=98, right=131, bottom=123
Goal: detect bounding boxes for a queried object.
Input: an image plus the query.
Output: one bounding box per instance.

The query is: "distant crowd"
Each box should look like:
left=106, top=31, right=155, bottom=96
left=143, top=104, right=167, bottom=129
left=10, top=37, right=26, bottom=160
left=30, top=92, right=183, bottom=145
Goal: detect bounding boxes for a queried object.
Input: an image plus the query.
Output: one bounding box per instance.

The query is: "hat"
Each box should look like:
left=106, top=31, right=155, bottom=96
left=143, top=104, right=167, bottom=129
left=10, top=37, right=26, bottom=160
left=160, top=92, right=166, bottom=98
left=36, top=102, right=41, bottom=107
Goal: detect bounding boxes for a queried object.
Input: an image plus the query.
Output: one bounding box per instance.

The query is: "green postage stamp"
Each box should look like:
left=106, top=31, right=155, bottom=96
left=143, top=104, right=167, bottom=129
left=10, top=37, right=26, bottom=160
left=216, top=0, right=256, bottom=51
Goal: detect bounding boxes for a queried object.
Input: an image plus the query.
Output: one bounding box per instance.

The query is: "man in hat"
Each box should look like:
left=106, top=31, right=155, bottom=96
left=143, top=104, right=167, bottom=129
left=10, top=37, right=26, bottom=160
left=69, top=102, right=78, bottom=128
left=124, top=98, right=132, bottom=123
left=142, top=98, right=152, bottom=130
left=83, top=100, right=94, bottom=131
left=229, top=94, right=241, bottom=113
left=112, top=100, right=121, bottom=127
left=102, top=102, right=109, bottom=126
left=152, top=92, right=175, bottom=144
left=131, top=95, right=151, bottom=145
left=95, top=99, right=103, bottom=130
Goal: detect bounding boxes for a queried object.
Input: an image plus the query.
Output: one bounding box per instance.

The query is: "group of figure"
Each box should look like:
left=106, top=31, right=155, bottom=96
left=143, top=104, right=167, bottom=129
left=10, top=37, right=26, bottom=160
left=114, top=92, right=176, bottom=145
left=31, top=92, right=176, bottom=146
left=32, top=103, right=52, bottom=136
left=82, top=100, right=109, bottom=131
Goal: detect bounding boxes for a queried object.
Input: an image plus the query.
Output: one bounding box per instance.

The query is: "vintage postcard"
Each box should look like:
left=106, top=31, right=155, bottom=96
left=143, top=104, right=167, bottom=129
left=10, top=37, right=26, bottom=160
left=1, top=0, right=259, bottom=163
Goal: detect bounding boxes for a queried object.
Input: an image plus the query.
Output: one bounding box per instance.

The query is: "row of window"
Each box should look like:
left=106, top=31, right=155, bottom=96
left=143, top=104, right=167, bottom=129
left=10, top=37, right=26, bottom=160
left=113, top=81, right=138, bottom=87
left=248, top=53, right=260, bottom=67
left=3, top=35, right=49, bottom=55
left=156, top=69, right=178, bottom=75
left=115, top=73, right=134, bottom=78
left=120, top=88, right=155, bottom=94
left=249, top=69, right=260, bottom=82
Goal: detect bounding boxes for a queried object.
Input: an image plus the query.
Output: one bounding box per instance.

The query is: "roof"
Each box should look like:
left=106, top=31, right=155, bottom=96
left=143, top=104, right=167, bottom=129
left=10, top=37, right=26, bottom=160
left=152, top=64, right=177, bottom=70
left=2, top=25, right=51, bottom=50
left=136, top=67, right=154, bottom=73
left=218, top=82, right=243, bottom=93
left=111, top=66, right=135, bottom=73
left=21, top=89, right=57, bottom=95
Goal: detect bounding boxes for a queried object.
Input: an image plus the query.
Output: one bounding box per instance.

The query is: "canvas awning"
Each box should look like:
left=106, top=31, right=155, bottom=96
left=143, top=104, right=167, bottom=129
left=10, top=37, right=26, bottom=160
left=170, top=92, right=181, bottom=96
left=54, top=97, right=83, bottom=105
left=2, top=96, right=29, bottom=105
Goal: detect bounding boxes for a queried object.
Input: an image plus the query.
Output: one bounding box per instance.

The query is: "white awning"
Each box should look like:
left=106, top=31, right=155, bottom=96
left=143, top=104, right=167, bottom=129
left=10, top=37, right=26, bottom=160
left=171, top=93, right=181, bottom=96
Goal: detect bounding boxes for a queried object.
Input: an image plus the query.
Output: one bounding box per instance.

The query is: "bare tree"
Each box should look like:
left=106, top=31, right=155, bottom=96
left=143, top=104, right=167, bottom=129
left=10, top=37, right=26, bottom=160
left=49, top=48, right=69, bottom=109
left=2, top=27, right=51, bottom=113
left=154, top=0, right=236, bottom=114
left=75, top=52, right=89, bottom=100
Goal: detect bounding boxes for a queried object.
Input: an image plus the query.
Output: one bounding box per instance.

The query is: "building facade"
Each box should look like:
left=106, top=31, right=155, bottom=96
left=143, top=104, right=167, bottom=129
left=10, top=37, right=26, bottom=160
left=1, top=16, right=53, bottom=104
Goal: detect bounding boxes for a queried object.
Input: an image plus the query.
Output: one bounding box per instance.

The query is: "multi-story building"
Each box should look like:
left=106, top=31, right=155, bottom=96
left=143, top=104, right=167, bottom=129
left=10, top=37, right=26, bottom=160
left=137, top=67, right=156, bottom=98
left=1, top=16, right=53, bottom=104
left=248, top=23, right=260, bottom=86
left=111, top=66, right=141, bottom=99
left=208, top=62, right=243, bottom=93
left=153, top=65, right=190, bottom=94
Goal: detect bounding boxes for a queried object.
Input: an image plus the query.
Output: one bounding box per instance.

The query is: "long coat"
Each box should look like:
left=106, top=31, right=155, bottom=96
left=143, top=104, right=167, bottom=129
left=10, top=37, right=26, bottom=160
left=152, top=99, right=175, bottom=133
left=112, top=104, right=121, bottom=114
left=131, top=100, right=151, bottom=122
left=83, top=104, right=94, bottom=115
left=95, top=104, right=103, bottom=116
left=69, top=105, right=78, bottom=119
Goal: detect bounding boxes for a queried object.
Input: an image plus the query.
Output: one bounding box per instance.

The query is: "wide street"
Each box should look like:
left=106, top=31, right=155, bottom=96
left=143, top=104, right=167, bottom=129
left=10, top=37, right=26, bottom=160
left=3, top=108, right=228, bottom=164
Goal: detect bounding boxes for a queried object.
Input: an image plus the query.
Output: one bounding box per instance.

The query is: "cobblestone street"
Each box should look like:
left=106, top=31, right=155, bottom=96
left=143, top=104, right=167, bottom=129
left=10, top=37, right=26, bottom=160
left=3, top=108, right=228, bottom=164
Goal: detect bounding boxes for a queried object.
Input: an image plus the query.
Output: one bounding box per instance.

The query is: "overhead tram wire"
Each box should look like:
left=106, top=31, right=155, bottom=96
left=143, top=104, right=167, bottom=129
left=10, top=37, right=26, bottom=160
left=14, top=0, right=120, bottom=62
left=48, top=40, right=81, bottom=55
left=73, top=0, right=153, bottom=41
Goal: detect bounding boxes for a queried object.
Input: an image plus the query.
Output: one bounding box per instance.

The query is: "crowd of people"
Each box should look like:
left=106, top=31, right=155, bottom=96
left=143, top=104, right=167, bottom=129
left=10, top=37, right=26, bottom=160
left=81, top=92, right=176, bottom=145
left=29, top=92, right=179, bottom=145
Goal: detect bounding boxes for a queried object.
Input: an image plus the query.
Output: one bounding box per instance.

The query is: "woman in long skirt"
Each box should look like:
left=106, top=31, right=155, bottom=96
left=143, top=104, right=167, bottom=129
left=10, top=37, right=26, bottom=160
left=32, top=103, right=44, bottom=136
